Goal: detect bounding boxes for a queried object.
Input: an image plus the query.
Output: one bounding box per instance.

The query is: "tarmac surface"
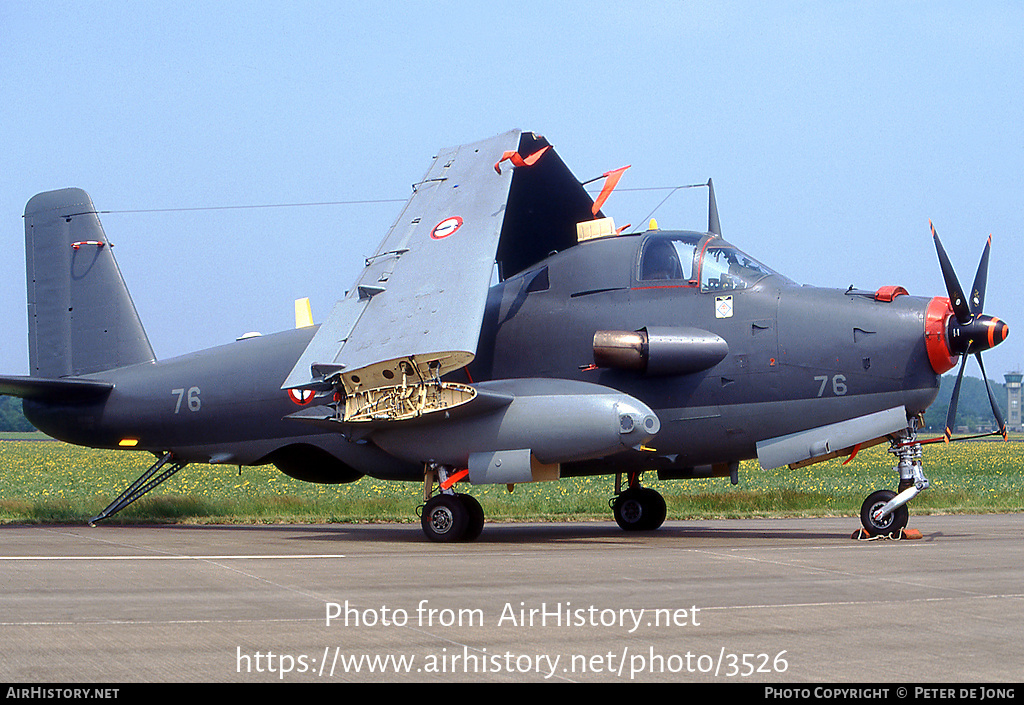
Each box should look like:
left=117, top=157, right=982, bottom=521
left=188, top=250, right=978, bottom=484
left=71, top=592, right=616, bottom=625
left=1, top=514, right=1022, bottom=683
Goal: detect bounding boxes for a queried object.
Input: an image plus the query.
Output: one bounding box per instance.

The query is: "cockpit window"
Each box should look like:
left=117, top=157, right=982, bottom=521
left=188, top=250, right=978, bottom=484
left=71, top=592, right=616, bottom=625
left=639, top=237, right=698, bottom=281
left=699, top=245, right=776, bottom=292
left=638, top=233, right=787, bottom=292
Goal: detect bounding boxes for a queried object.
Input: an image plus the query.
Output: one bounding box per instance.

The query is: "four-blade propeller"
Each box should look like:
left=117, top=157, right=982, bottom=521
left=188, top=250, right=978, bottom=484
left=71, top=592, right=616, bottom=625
left=931, top=221, right=1010, bottom=440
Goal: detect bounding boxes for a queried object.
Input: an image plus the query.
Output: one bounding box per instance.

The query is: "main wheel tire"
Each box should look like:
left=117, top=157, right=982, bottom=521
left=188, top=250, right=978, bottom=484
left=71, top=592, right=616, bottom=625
left=642, top=488, right=667, bottom=531
left=421, top=494, right=469, bottom=542
left=613, top=488, right=666, bottom=531
left=459, top=493, right=485, bottom=542
left=613, top=491, right=644, bottom=531
left=860, top=489, right=909, bottom=537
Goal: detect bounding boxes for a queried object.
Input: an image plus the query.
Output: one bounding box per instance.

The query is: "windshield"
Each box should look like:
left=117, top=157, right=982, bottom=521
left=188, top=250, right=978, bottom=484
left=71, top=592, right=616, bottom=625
left=699, top=243, right=778, bottom=293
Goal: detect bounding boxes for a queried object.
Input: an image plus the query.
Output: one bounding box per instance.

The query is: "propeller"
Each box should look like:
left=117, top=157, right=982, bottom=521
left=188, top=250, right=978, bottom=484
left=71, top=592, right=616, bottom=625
left=930, top=221, right=1010, bottom=440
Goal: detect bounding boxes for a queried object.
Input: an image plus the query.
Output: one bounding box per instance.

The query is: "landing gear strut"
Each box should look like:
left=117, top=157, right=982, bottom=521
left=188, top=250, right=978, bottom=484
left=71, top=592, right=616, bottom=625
left=859, top=421, right=927, bottom=537
left=89, top=451, right=188, bottom=526
left=419, top=464, right=484, bottom=542
left=611, top=472, right=666, bottom=531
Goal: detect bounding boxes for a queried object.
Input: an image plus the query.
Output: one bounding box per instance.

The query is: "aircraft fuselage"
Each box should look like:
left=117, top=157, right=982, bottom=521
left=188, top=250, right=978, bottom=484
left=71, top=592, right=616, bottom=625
left=476, top=230, right=940, bottom=474
left=25, top=229, right=940, bottom=484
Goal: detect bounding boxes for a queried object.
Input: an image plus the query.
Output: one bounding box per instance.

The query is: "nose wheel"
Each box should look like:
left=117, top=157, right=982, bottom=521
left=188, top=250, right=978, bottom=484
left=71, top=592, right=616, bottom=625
left=860, top=489, right=909, bottom=537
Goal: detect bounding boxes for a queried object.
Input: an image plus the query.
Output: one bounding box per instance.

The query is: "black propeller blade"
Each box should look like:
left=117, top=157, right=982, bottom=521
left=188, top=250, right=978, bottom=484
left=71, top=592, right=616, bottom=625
left=969, top=236, right=991, bottom=315
left=931, top=223, right=1009, bottom=440
left=974, top=351, right=1007, bottom=437
left=944, top=354, right=967, bottom=441
left=931, top=220, right=971, bottom=325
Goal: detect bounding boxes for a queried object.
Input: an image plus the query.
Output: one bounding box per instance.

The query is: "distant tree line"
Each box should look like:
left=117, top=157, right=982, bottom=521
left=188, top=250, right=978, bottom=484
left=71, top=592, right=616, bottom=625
left=0, top=397, right=35, bottom=432
left=922, top=374, right=1009, bottom=433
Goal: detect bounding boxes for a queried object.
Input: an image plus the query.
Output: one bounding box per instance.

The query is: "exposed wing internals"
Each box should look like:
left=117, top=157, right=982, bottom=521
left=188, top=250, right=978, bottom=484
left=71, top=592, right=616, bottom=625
left=1, top=129, right=1009, bottom=543
left=340, top=356, right=477, bottom=423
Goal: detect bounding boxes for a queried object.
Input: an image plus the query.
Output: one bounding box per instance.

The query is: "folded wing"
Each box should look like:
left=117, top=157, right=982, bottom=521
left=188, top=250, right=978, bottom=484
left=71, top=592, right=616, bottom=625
left=283, top=130, right=524, bottom=422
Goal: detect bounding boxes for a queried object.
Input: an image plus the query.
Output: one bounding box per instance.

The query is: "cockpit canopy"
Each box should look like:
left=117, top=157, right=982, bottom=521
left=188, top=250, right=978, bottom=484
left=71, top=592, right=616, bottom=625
left=638, top=232, right=786, bottom=292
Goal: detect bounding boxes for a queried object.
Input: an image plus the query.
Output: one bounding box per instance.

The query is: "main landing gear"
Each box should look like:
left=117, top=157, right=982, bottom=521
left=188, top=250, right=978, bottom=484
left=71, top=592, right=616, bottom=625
left=418, top=465, right=671, bottom=541
left=858, top=422, right=927, bottom=538
left=611, top=472, right=667, bottom=531
left=419, top=464, right=484, bottom=543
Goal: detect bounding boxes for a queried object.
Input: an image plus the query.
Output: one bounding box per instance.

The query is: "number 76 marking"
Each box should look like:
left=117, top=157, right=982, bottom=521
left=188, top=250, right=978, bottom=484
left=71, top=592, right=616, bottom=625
left=171, top=387, right=202, bottom=413
left=814, top=374, right=847, bottom=397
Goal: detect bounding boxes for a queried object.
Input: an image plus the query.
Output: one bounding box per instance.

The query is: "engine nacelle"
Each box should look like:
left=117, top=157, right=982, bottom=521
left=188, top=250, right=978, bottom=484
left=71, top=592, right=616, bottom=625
left=369, top=378, right=660, bottom=473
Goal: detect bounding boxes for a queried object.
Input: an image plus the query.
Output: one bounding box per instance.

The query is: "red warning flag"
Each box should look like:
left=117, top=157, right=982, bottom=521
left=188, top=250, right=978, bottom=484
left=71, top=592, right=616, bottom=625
left=591, top=165, right=630, bottom=216
left=493, top=145, right=551, bottom=174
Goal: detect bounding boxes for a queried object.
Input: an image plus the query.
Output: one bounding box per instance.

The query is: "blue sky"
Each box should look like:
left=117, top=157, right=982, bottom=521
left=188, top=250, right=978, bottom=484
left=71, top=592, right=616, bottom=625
left=2, top=1, right=1021, bottom=382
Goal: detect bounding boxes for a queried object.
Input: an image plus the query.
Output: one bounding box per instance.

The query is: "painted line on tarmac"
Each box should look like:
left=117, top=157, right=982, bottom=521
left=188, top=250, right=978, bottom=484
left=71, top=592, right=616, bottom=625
left=0, top=553, right=347, bottom=560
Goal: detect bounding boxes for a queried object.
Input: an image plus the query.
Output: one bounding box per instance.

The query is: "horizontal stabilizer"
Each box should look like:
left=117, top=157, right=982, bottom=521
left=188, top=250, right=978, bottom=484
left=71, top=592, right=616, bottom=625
left=0, top=375, right=113, bottom=401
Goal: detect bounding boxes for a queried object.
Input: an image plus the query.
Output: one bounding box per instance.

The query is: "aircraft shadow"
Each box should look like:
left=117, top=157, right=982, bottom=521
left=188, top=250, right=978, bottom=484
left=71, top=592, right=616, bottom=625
left=288, top=520, right=859, bottom=544
left=50, top=520, right=938, bottom=545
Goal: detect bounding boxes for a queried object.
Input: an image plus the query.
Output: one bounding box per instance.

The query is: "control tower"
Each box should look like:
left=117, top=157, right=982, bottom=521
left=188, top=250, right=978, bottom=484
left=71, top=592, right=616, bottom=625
left=1005, top=371, right=1022, bottom=432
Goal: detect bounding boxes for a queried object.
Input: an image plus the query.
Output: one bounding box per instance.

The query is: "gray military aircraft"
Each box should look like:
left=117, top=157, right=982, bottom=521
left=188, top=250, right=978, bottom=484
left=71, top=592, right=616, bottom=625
left=1, top=130, right=1009, bottom=542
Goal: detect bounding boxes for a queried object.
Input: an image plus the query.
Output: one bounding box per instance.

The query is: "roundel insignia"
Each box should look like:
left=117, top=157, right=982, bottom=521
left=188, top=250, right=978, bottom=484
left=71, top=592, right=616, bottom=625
left=431, top=216, right=463, bottom=240
left=287, top=388, right=315, bottom=406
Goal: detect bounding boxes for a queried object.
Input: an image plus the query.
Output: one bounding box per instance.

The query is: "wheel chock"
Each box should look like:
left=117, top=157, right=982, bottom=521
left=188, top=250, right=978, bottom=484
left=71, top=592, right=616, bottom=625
left=851, top=527, right=923, bottom=541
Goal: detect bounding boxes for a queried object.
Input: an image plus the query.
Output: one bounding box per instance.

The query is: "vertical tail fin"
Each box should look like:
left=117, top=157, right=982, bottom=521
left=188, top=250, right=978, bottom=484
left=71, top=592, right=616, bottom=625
left=24, top=188, right=155, bottom=377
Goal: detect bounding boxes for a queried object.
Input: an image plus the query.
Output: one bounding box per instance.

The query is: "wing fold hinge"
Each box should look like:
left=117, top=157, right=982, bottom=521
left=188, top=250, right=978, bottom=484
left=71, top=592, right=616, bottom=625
left=337, top=352, right=476, bottom=423
left=345, top=380, right=476, bottom=423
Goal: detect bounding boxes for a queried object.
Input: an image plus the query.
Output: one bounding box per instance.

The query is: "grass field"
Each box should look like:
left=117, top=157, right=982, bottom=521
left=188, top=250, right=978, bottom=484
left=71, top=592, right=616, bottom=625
left=0, top=435, right=1021, bottom=525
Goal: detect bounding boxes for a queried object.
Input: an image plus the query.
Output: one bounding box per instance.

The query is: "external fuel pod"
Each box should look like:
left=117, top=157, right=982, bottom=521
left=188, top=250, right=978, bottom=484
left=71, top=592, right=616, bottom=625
left=593, top=327, right=728, bottom=376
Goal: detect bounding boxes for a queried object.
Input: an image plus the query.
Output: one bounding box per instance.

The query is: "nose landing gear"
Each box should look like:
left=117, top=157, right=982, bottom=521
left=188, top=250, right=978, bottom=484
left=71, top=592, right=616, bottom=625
left=859, top=421, right=927, bottom=538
